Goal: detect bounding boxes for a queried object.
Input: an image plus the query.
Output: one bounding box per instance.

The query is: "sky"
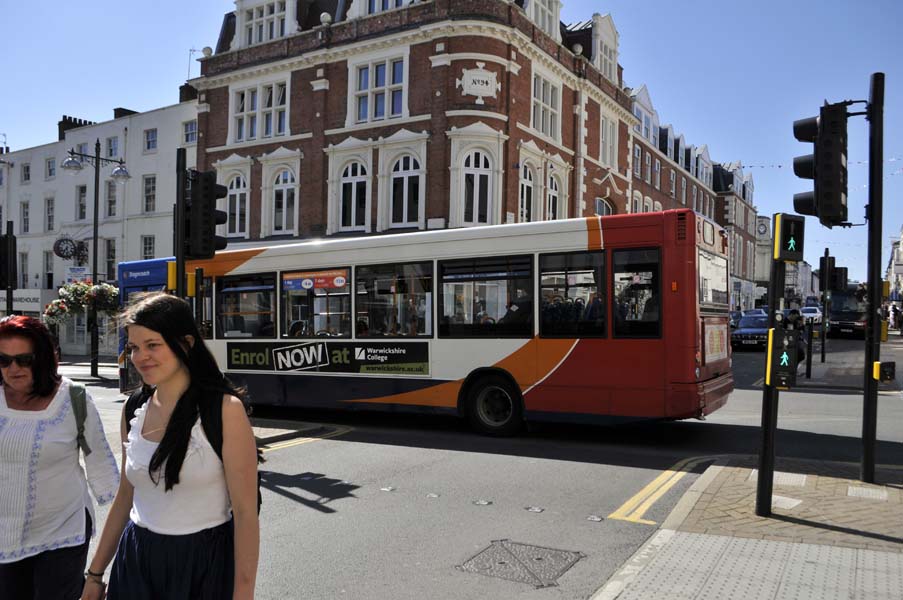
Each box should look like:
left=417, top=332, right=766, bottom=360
left=2, top=0, right=901, bottom=281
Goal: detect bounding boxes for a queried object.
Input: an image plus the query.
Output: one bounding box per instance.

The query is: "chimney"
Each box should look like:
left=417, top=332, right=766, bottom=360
left=58, top=115, right=97, bottom=141
left=113, top=108, right=138, bottom=119
left=179, top=83, right=199, bottom=103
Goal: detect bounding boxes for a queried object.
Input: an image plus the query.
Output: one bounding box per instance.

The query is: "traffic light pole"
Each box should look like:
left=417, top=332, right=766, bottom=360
left=862, top=72, right=884, bottom=484
left=821, top=249, right=828, bottom=363
left=175, top=148, right=187, bottom=299
left=756, top=256, right=786, bottom=517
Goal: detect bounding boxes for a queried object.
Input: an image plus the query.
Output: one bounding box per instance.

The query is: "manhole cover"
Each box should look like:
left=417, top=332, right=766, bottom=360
left=458, top=539, right=584, bottom=588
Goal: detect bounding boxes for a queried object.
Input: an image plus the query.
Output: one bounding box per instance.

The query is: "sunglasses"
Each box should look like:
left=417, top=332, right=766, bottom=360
left=0, top=353, right=36, bottom=368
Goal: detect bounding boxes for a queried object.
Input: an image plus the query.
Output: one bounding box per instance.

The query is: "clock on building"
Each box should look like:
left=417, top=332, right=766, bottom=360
left=757, top=223, right=768, bottom=236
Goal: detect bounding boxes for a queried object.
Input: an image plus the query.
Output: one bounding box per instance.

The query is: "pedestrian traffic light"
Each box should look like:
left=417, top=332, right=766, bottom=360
left=187, top=170, right=228, bottom=260
left=766, top=319, right=799, bottom=389
left=0, top=233, right=17, bottom=290
left=819, top=255, right=834, bottom=292
left=793, top=102, right=849, bottom=228
left=773, top=213, right=804, bottom=262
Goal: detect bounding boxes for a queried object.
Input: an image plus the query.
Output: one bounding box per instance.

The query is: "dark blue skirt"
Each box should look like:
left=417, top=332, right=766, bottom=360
left=107, top=519, right=233, bottom=600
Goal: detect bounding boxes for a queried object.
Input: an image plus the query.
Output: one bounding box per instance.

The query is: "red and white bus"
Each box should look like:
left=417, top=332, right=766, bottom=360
left=162, top=208, right=732, bottom=434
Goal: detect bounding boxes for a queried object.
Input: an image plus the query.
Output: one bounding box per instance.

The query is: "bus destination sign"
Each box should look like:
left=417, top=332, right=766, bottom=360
left=227, top=341, right=429, bottom=376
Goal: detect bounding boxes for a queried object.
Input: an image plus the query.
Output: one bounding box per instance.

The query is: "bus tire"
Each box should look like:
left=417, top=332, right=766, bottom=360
left=466, top=374, right=523, bottom=436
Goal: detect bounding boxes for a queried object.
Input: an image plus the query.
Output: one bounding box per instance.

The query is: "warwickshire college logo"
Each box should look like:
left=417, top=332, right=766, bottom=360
left=272, top=343, right=330, bottom=371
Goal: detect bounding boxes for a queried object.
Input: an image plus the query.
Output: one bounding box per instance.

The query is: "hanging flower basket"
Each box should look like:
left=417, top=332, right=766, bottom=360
left=43, top=299, right=72, bottom=326
left=57, top=281, right=120, bottom=315
left=58, top=281, right=92, bottom=313
left=88, top=282, right=121, bottom=315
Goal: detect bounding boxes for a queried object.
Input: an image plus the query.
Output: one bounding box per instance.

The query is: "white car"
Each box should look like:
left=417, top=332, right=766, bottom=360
left=800, top=307, right=822, bottom=324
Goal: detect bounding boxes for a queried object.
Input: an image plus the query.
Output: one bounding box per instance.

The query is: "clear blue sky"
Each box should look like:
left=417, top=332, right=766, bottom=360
left=2, top=0, right=900, bottom=281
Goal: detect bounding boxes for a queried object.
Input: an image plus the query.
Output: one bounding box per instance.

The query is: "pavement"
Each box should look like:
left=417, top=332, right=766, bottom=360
left=591, top=335, right=903, bottom=600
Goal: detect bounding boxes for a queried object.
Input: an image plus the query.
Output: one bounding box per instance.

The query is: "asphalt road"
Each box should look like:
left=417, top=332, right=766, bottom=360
left=69, top=337, right=903, bottom=599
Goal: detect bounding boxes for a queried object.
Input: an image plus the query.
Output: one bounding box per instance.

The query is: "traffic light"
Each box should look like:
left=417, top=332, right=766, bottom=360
left=766, top=319, right=800, bottom=389
left=793, top=102, right=849, bottom=228
left=831, top=266, right=848, bottom=291
left=0, top=233, right=17, bottom=290
left=773, top=213, right=804, bottom=262
left=819, top=255, right=834, bottom=292
left=187, top=170, right=228, bottom=260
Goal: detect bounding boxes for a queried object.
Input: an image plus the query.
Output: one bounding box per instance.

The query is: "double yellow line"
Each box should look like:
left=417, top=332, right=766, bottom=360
left=608, top=456, right=713, bottom=525
left=259, top=425, right=354, bottom=454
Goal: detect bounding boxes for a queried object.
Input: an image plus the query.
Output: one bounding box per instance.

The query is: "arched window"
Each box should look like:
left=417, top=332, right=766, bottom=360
left=227, top=175, right=248, bottom=235
left=390, top=155, right=420, bottom=227
left=653, top=201, right=663, bottom=212
left=462, top=150, right=491, bottom=226
left=273, top=169, right=296, bottom=233
left=547, top=175, right=560, bottom=220
left=643, top=198, right=653, bottom=213
left=632, top=191, right=641, bottom=213
left=518, top=164, right=534, bottom=223
left=341, top=162, right=368, bottom=230
left=594, top=198, right=613, bottom=216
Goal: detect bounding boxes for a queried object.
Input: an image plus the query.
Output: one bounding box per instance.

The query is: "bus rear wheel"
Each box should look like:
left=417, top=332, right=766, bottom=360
left=466, top=375, right=523, bottom=436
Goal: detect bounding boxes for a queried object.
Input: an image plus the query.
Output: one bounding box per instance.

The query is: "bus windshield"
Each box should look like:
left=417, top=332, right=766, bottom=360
left=698, top=249, right=729, bottom=306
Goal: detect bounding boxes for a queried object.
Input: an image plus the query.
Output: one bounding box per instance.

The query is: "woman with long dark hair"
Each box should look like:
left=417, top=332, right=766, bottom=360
left=0, top=315, right=119, bottom=599
left=81, top=293, right=259, bottom=600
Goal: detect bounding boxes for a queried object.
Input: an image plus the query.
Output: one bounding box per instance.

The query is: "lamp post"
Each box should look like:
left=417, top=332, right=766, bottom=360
left=61, top=139, right=130, bottom=377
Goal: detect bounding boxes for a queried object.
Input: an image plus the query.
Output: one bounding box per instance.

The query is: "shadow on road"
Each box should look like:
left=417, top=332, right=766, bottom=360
left=259, top=471, right=360, bottom=513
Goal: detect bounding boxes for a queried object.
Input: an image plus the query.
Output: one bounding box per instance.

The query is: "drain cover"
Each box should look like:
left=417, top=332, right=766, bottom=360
left=458, top=539, right=584, bottom=588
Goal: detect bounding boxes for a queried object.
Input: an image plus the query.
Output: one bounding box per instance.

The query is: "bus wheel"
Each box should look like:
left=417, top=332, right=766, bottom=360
left=467, top=375, right=523, bottom=436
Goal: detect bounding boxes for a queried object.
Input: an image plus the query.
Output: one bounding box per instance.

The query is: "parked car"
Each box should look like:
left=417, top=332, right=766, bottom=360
left=729, top=310, right=742, bottom=328
left=731, top=316, right=768, bottom=350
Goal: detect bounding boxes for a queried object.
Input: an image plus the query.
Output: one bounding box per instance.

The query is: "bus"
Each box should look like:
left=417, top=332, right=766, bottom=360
left=119, top=209, right=733, bottom=434
left=827, top=285, right=868, bottom=338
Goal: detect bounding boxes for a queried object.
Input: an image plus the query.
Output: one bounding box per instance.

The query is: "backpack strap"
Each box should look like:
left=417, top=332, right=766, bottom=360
left=124, top=387, right=150, bottom=434
left=69, top=383, right=91, bottom=457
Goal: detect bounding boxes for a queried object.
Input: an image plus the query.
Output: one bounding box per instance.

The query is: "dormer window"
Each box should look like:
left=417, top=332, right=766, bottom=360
left=601, top=43, right=615, bottom=82
left=245, top=1, right=286, bottom=46
left=531, top=0, right=556, bottom=37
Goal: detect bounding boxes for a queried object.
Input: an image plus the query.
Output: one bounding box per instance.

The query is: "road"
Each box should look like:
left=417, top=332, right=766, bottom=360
left=70, top=337, right=903, bottom=599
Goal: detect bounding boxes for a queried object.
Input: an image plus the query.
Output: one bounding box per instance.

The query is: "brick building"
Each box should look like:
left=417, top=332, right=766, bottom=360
left=190, top=0, right=640, bottom=243
left=713, top=162, right=758, bottom=309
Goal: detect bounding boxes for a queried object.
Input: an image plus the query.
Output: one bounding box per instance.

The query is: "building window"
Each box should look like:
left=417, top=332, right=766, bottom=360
left=643, top=198, right=652, bottom=213
left=643, top=115, right=651, bottom=140
left=390, top=156, right=421, bottom=228
left=531, top=0, right=555, bottom=34
left=141, top=235, right=155, bottom=260
left=518, top=164, right=535, bottom=223
left=669, top=171, right=676, bottom=198
left=76, top=142, right=90, bottom=157
left=633, top=146, right=641, bottom=176
left=692, top=186, right=698, bottom=212
left=234, top=82, right=288, bottom=141
left=21, top=163, right=30, bottom=183
left=368, top=0, right=404, bottom=14
left=602, top=43, right=615, bottom=82
left=45, top=197, right=54, bottom=231
left=44, top=251, right=54, bottom=289
left=547, top=175, right=560, bottom=220
left=355, top=59, right=404, bottom=123
left=21, top=202, right=29, bottom=233
left=227, top=176, right=249, bottom=236
left=600, top=117, right=617, bottom=170
left=19, top=253, right=28, bottom=288
left=532, top=74, right=560, bottom=140
left=340, top=162, right=368, bottom=231
left=143, top=175, right=156, bottom=212
left=681, top=178, right=687, bottom=205
left=105, top=239, right=116, bottom=281
left=595, top=198, right=613, bottom=216
left=245, top=1, right=286, bottom=46
left=183, top=120, right=198, bottom=144
left=644, top=152, right=652, bottom=184
left=45, top=158, right=55, bottom=179
left=272, top=169, right=296, bottom=233
left=144, top=129, right=157, bottom=152
left=462, top=150, right=492, bottom=226
left=106, top=180, right=117, bottom=217
left=654, top=159, right=661, bottom=189
left=77, top=185, right=87, bottom=220
left=107, top=136, right=118, bottom=158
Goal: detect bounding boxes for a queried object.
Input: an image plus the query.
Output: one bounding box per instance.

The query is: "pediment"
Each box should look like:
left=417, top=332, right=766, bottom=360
left=213, top=153, right=252, bottom=169
left=259, top=146, right=303, bottom=162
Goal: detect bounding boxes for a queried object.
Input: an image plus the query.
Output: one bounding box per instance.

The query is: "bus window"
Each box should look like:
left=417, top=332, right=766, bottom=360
left=282, top=268, right=351, bottom=338
left=613, top=249, right=661, bottom=338
left=439, top=255, right=533, bottom=338
left=540, top=251, right=606, bottom=337
left=216, top=274, right=277, bottom=338
left=355, top=262, right=432, bottom=337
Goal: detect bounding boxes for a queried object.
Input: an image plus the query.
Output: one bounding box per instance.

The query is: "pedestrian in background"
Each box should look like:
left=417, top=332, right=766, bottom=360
left=0, top=315, right=120, bottom=600
left=81, top=292, right=259, bottom=600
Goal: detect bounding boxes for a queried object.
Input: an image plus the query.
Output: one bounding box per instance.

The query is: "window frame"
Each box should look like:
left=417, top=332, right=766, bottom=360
left=281, top=267, right=352, bottom=339
left=339, top=161, right=369, bottom=232
left=531, top=73, right=561, bottom=141
left=226, top=175, right=250, bottom=237
left=389, top=155, right=422, bottom=229
left=272, top=169, right=297, bottom=234
left=76, top=185, right=87, bottom=220
left=143, top=175, right=156, bottom=213
left=45, top=196, right=55, bottom=231
left=353, top=57, right=406, bottom=124
left=612, top=247, right=662, bottom=339
left=21, top=163, right=30, bottom=183
left=143, top=128, right=158, bottom=153
left=106, top=136, right=118, bottom=158
left=215, top=272, right=278, bottom=340
left=183, top=120, right=198, bottom=144
left=518, top=163, right=535, bottom=223
left=355, top=261, right=434, bottom=338
left=539, top=250, right=607, bottom=339
left=141, top=235, right=155, bottom=260
left=45, top=158, right=56, bottom=179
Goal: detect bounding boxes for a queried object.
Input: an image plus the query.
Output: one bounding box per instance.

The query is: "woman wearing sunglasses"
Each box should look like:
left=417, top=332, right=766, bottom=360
left=0, top=315, right=120, bottom=599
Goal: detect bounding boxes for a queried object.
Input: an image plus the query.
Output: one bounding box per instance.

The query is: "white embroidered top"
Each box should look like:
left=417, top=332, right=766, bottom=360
left=0, top=378, right=120, bottom=563
left=125, top=403, right=232, bottom=535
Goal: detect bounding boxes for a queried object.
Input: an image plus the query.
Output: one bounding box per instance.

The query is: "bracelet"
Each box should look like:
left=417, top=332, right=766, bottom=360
left=86, top=568, right=105, bottom=578
left=85, top=571, right=106, bottom=587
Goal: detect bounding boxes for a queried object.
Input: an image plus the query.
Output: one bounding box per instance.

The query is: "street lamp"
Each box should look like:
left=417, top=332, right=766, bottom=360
left=62, top=139, right=130, bottom=378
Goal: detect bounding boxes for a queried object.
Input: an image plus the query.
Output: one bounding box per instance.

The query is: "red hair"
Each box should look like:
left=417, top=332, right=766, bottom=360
left=0, top=316, right=61, bottom=397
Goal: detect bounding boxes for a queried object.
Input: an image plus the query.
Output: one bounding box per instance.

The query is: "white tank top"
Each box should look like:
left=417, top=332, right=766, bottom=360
left=125, top=403, right=232, bottom=535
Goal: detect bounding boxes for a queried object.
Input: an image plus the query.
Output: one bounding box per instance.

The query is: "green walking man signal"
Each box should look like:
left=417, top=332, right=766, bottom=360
left=780, top=352, right=790, bottom=367
left=773, top=213, right=805, bottom=262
